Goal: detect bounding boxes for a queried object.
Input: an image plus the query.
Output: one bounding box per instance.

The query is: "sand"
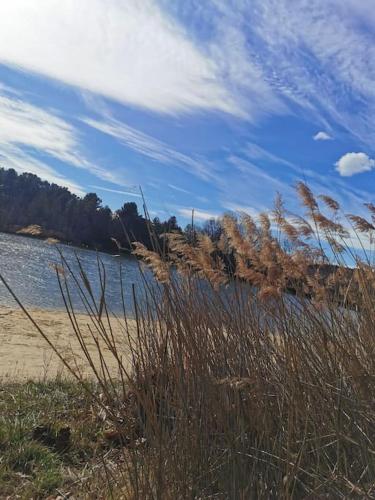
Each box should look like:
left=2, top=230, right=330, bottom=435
left=0, top=306, right=134, bottom=381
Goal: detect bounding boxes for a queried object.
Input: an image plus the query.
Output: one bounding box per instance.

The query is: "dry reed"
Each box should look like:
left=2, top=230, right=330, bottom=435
left=2, top=182, right=375, bottom=499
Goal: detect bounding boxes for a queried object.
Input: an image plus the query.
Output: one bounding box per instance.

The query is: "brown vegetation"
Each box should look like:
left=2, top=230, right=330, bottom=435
left=2, top=183, right=375, bottom=498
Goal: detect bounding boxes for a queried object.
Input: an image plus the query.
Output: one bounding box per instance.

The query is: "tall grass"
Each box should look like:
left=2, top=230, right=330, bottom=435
left=2, top=183, right=375, bottom=498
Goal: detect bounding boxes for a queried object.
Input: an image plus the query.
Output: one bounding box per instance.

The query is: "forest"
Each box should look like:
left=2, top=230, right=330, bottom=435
left=0, top=167, right=183, bottom=252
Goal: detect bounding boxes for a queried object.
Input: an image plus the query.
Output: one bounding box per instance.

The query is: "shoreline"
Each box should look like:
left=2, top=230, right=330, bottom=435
left=0, top=305, right=133, bottom=381
left=0, top=229, right=123, bottom=256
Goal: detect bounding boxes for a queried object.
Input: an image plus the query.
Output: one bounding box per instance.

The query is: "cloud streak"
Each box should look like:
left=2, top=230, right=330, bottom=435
left=0, top=86, right=138, bottom=191
left=0, top=143, right=85, bottom=196
left=83, top=116, right=214, bottom=180
left=0, top=94, right=78, bottom=163
left=177, top=207, right=219, bottom=221
left=89, top=185, right=142, bottom=198
left=0, top=90, right=87, bottom=193
left=0, top=0, right=373, bottom=223
left=210, top=0, right=375, bottom=147
left=0, top=0, right=372, bottom=149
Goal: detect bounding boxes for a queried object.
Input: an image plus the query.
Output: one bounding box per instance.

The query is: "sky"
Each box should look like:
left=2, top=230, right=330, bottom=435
left=0, top=0, right=374, bottom=226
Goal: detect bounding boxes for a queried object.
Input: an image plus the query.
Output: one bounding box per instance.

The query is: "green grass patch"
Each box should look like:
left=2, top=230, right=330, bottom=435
left=0, top=379, right=112, bottom=499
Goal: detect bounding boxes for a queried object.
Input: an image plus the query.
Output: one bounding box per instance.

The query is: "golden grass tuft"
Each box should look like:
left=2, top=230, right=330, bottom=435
left=16, top=224, right=44, bottom=236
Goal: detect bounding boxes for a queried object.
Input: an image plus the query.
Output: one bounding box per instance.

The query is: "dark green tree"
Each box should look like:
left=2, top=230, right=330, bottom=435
left=0, top=167, right=181, bottom=252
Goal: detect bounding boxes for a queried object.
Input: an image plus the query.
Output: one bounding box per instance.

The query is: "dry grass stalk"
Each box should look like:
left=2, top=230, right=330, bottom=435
left=4, top=182, right=375, bottom=498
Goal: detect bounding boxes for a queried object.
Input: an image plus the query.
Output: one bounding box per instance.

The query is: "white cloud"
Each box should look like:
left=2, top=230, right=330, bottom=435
left=313, top=131, right=333, bottom=141
left=0, top=0, right=247, bottom=117
left=335, top=152, right=375, bottom=177
left=177, top=208, right=218, bottom=221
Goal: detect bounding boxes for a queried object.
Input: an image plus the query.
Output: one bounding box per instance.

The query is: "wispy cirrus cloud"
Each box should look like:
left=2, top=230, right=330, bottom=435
left=228, top=156, right=293, bottom=194
left=0, top=0, right=373, bottom=224
left=210, top=0, right=375, bottom=147
left=0, top=0, right=293, bottom=123
left=214, top=155, right=294, bottom=215
left=0, top=90, right=85, bottom=193
left=222, top=202, right=262, bottom=218
left=0, top=87, right=134, bottom=191
left=243, top=143, right=297, bottom=170
left=0, top=93, right=78, bottom=163
left=1, top=0, right=372, bottom=148
left=167, top=184, right=192, bottom=195
left=221, top=144, right=375, bottom=219
left=0, top=0, right=248, bottom=117
left=82, top=116, right=214, bottom=180
left=89, top=185, right=142, bottom=198
left=0, top=143, right=85, bottom=196
left=177, top=207, right=219, bottom=222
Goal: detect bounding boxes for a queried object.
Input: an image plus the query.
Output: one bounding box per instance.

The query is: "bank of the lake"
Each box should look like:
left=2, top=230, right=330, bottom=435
left=0, top=305, right=134, bottom=381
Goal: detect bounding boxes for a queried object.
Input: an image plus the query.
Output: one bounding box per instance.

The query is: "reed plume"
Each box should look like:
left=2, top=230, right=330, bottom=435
left=15, top=181, right=375, bottom=498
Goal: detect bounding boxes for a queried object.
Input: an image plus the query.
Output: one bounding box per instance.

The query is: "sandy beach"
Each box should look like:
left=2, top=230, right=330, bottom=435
left=0, top=306, right=134, bottom=381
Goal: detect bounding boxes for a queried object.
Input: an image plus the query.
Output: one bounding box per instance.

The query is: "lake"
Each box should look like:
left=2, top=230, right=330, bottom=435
left=0, top=233, right=151, bottom=312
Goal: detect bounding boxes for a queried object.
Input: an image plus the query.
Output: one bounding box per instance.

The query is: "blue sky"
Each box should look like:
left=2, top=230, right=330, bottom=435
left=0, top=0, right=374, bottom=226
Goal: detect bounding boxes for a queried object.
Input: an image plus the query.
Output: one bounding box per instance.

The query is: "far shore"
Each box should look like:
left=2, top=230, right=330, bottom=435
left=0, top=306, right=134, bottom=381
left=0, top=228, right=123, bottom=256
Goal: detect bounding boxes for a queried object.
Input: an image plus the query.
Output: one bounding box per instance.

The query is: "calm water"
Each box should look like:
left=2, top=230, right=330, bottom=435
left=0, top=233, right=152, bottom=312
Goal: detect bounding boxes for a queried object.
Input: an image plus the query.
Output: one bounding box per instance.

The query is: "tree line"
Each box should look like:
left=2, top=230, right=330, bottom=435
left=0, top=167, right=183, bottom=252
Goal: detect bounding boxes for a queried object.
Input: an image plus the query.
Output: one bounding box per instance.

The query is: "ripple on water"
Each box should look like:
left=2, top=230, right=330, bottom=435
left=0, top=233, right=151, bottom=312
